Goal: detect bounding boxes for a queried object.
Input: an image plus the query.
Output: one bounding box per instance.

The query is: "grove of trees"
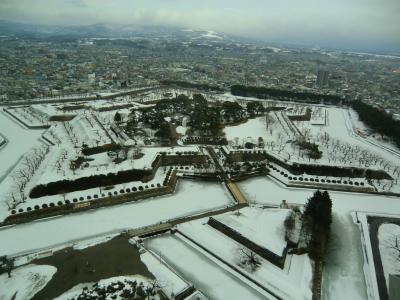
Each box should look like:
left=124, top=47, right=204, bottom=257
left=351, top=100, right=400, bottom=148
left=231, top=85, right=343, bottom=105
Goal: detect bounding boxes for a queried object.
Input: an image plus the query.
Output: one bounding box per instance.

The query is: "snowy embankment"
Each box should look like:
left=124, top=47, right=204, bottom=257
left=176, top=209, right=312, bottom=300
left=140, top=250, right=190, bottom=298
left=238, top=177, right=400, bottom=300
left=144, top=234, right=270, bottom=300
left=0, top=180, right=233, bottom=257
left=0, top=112, right=44, bottom=220
left=0, top=264, right=56, bottom=300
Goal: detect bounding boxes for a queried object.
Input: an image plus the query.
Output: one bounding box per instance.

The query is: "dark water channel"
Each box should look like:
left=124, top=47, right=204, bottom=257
left=31, top=234, right=154, bottom=300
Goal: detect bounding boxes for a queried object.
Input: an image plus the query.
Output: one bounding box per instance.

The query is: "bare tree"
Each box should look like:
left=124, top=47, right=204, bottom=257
left=238, top=247, right=261, bottom=272
left=144, top=280, right=163, bottom=300
left=385, top=233, right=400, bottom=264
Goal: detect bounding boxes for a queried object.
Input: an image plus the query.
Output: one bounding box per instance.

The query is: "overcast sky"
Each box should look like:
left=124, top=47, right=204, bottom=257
left=0, top=0, right=399, bottom=51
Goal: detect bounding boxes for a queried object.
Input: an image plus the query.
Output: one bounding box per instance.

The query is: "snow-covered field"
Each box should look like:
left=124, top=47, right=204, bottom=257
left=214, top=207, right=289, bottom=256
left=224, top=117, right=266, bottom=142
left=0, top=180, right=233, bottom=256
left=0, top=264, right=56, bottom=300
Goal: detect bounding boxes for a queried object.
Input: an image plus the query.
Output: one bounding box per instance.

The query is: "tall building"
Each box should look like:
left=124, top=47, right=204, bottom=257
left=316, top=69, right=329, bottom=87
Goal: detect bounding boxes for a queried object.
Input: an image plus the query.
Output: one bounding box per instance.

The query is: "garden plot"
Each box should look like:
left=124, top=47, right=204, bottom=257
left=43, top=114, right=111, bottom=147
left=225, top=106, right=400, bottom=193
left=144, top=234, right=271, bottom=300
left=0, top=264, right=56, bottom=300
left=176, top=210, right=311, bottom=300
left=6, top=106, right=50, bottom=127
left=213, top=207, right=291, bottom=256
left=4, top=145, right=202, bottom=218
left=30, top=145, right=199, bottom=187
left=17, top=166, right=168, bottom=213
left=0, top=180, right=233, bottom=255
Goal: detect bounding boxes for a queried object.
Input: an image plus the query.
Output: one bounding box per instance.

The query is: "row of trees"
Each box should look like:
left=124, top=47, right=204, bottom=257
left=351, top=100, right=400, bottom=148
left=6, top=146, right=49, bottom=210
left=161, top=80, right=224, bottom=92
left=231, top=85, right=343, bottom=105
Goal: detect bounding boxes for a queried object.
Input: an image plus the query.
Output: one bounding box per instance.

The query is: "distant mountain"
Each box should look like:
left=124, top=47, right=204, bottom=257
left=0, top=20, right=247, bottom=44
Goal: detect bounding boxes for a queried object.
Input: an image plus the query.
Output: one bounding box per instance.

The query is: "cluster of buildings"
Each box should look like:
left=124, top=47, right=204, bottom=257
left=0, top=35, right=399, bottom=114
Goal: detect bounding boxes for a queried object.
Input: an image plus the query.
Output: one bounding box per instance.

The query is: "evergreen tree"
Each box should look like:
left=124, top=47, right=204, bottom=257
left=303, top=190, right=333, bottom=260
left=114, top=112, right=122, bottom=123
left=320, top=191, right=333, bottom=231
left=303, top=190, right=323, bottom=219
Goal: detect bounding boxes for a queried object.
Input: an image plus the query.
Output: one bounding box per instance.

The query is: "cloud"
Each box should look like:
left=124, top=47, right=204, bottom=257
left=0, top=0, right=399, bottom=51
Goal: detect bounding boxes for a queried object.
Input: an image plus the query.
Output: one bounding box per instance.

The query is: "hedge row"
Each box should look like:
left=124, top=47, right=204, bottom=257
left=29, top=168, right=152, bottom=198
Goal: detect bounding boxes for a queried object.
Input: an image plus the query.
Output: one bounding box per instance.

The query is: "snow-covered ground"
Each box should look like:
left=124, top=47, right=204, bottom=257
left=144, top=233, right=271, bottom=300
left=6, top=106, right=50, bottom=127
left=353, top=212, right=399, bottom=300
left=0, top=112, right=44, bottom=183
left=0, top=264, right=56, bottom=300
left=0, top=132, right=6, bottom=148
left=214, top=207, right=290, bottom=256
left=55, top=275, right=157, bottom=300
left=0, top=180, right=233, bottom=256
left=0, top=112, right=45, bottom=220
left=140, top=250, right=190, bottom=298
left=176, top=209, right=312, bottom=300
left=224, top=117, right=266, bottom=142
left=237, top=176, right=400, bottom=300
left=378, top=223, right=400, bottom=289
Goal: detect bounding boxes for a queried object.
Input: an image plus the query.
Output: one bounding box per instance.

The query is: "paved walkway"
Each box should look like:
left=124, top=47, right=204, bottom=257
left=226, top=181, right=248, bottom=205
